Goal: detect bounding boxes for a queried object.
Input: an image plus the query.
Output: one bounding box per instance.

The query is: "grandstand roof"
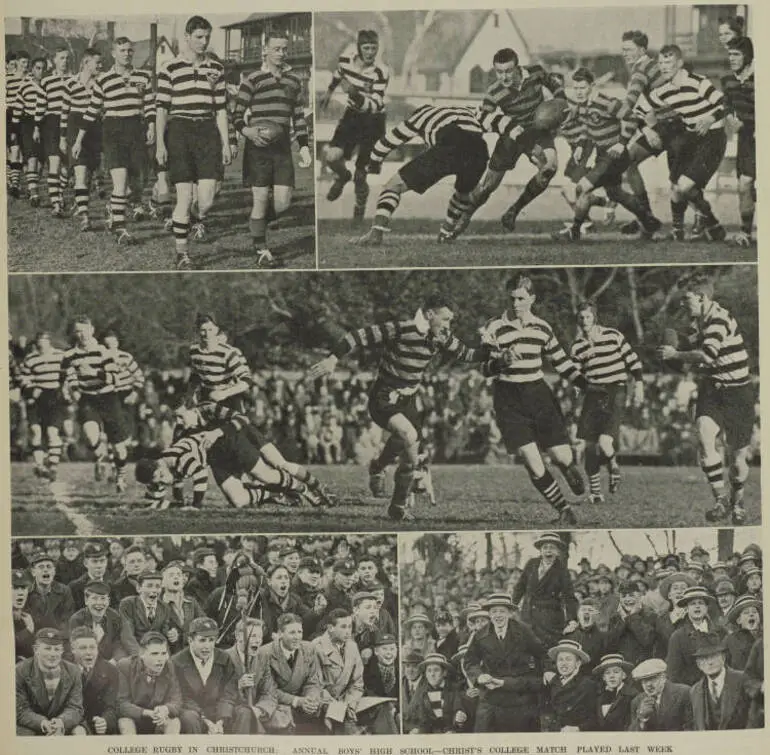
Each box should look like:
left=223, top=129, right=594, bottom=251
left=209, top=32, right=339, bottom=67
left=221, top=12, right=306, bottom=30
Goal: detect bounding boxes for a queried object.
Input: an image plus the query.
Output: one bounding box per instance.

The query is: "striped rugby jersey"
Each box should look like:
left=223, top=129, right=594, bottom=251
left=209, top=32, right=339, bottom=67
left=12, top=76, right=45, bottom=124
left=109, top=349, right=145, bottom=394
left=156, top=56, right=227, bottom=118
left=60, top=75, right=96, bottom=132
left=558, top=112, right=587, bottom=147
left=619, top=54, right=669, bottom=144
left=145, top=435, right=209, bottom=506
left=61, top=341, right=118, bottom=396
left=331, top=51, right=389, bottom=114
left=570, top=326, right=643, bottom=385
left=636, top=70, right=725, bottom=133
left=83, top=66, right=155, bottom=123
left=19, top=348, right=66, bottom=392
left=332, top=310, right=482, bottom=390
left=721, top=64, right=754, bottom=128
left=36, top=71, right=70, bottom=123
left=562, top=93, right=623, bottom=150
left=369, top=105, right=519, bottom=163
left=232, top=64, right=309, bottom=147
left=686, top=301, right=751, bottom=386
left=6, top=74, right=24, bottom=118
left=188, top=341, right=251, bottom=394
left=480, top=311, right=581, bottom=384
left=480, top=64, right=565, bottom=127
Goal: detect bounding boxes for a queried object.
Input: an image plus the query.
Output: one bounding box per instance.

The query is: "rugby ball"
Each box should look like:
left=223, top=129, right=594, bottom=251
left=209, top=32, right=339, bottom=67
left=250, top=119, right=284, bottom=144
left=533, top=98, right=569, bottom=131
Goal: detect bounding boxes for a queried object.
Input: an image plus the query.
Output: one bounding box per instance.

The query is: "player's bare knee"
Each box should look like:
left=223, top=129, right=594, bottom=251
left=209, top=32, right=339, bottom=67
left=45, top=426, right=60, bottom=444
left=30, top=426, right=42, bottom=446
left=324, top=145, right=344, bottom=164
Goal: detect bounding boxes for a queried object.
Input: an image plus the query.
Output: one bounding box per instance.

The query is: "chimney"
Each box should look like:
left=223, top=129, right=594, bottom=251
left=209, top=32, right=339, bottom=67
left=107, top=21, right=115, bottom=45
left=34, top=19, right=44, bottom=38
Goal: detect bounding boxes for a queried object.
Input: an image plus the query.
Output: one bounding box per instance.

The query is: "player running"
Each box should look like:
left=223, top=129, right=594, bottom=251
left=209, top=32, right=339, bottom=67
left=721, top=37, right=755, bottom=247
left=103, top=329, right=144, bottom=455
left=6, top=51, right=30, bottom=198
left=480, top=273, right=588, bottom=526
left=12, top=56, right=47, bottom=208
left=352, top=103, right=524, bottom=246
left=320, top=29, right=390, bottom=222
left=308, top=295, right=493, bottom=521
left=570, top=302, right=645, bottom=504
left=61, top=47, right=103, bottom=231
left=657, top=274, right=754, bottom=525
left=155, top=16, right=232, bottom=271
left=232, top=30, right=312, bottom=268
left=60, top=316, right=131, bottom=492
left=73, top=37, right=156, bottom=245
left=18, top=332, right=67, bottom=481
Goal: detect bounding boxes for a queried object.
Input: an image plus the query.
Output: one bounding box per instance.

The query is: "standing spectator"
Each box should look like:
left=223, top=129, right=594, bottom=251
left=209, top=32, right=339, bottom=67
left=405, top=653, right=467, bottom=734
left=743, top=637, right=764, bottom=728
left=119, top=571, right=174, bottom=657
left=110, top=545, right=146, bottom=609
left=724, top=595, right=762, bottom=670
left=13, top=569, right=36, bottom=661
left=57, top=540, right=85, bottom=587
left=69, top=581, right=125, bottom=661
left=161, top=560, right=205, bottom=655
left=401, top=613, right=436, bottom=659
left=69, top=541, right=111, bottom=611
left=185, top=548, right=220, bottom=609
left=567, top=597, right=606, bottom=670
left=401, top=650, right=424, bottom=729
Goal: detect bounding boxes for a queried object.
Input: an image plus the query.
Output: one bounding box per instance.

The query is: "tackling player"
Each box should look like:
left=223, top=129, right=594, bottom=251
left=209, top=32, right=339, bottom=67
left=12, top=56, right=47, bottom=207
left=320, top=29, right=390, bottom=222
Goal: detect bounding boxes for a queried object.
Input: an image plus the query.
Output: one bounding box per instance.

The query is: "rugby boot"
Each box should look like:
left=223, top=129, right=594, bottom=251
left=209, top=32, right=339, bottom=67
left=620, top=219, right=641, bottom=235
left=326, top=168, right=352, bottom=202
left=353, top=226, right=384, bottom=246
left=501, top=205, right=519, bottom=232
left=588, top=493, right=605, bottom=505
left=562, top=464, right=586, bottom=496
left=705, top=494, right=730, bottom=523
left=368, top=462, right=387, bottom=498
left=638, top=216, right=662, bottom=240
left=190, top=222, right=206, bottom=241
left=608, top=459, right=621, bottom=494
left=551, top=505, right=577, bottom=526
left=703, top=221, right=727, bottom=242
left=733, top=230, right=752, bottom=247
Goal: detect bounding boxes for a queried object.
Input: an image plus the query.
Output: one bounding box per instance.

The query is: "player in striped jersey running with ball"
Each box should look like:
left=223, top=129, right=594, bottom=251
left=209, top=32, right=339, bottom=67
left=321, top=29, right=390, bottom=222
left=12, top=57, right=47, bottom=208
left=570, top=302, right=645, bottom=504
left=657, top=275, right=754, bottom=525
left=19, top=332, right=67, bottom=481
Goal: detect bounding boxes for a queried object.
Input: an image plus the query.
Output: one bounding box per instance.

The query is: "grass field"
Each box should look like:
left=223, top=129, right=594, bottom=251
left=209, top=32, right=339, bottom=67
left=10, top=462, right=761, bottom=537
left=317, top=218, right=755, bottom=269
left=6, top=150, right=316, bottom=272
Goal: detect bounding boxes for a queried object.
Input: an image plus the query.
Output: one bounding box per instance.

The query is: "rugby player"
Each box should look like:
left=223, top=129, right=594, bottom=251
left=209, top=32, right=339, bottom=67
left=12, top=56, right=47, bottom=207
left=6, top=51, right=30, bottom=198
left=103, top=330, right=144, bottom=460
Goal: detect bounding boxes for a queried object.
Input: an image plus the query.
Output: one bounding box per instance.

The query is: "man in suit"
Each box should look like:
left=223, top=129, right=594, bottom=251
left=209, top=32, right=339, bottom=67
left=401, top=650, right=424, bottom=731
left=13, top=568, right=36, bottom=661
left=435, top=610, right=460, bottom=661
left=353, top=590, right=395, bottom=663
left=69, top=581, right=125, bottom=661
left=69, top=626, right=118, bottom=735
left=357, top=555, right=398, bottom=621
left=292, top=557, right=326, bottom=614
left=161, top=560, right=205, bottom=655
left=25, top=550, right=76, bottom=634
left=119, top=570, right=174, bottom=657
left=257, top=611, right=323, bottom=734
left=691, top=637, right=751, bottom=730
left=464, top=592, right=547, bottom=732
left=313, top=607, right=364, bottom=733
left=116, top=631, right=182, bottom=734
left=68, top=542, right=111, bottom=611
left=325, top=559, right=358, bottom=613
left=744, top=637, right=763, bottom=728
left=545, top=638, right=597, bottom=732
left=16, top=627, right=84, bottom=736
left=185, top=548, right=221, bottom=609
left=171, top=617, right=251, bottom=734
left=593, top=653, right=636, bottom=731
left=628, top=658, right=693, bottom=731
left=110, top=544, right=146, bottom=609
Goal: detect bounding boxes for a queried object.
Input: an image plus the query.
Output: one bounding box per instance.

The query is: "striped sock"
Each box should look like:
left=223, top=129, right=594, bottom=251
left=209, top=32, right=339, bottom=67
left=445, top=191, right=472, bottom=226
left=47, top=440, right=63, bottom=471
left=702, top=461, right=725, bottom=498
left=111, top=194, right=127, bottom=230
left=375, top=189, right=401, bottom=221
left=74, top=188, right=89, bottom=217
left=531, top=470, right=567, bottom=510
left=269, top=468, right=304, bottom=494
left=248, top=487, right=267, bottom=507
left=670, top=200, right=687, bottom=231
left=26, top=167, right=39, bottom=198
left=249, top=216, right=267, bottom=246
left=10, top=162, right=22, bottom=189
left=172, top=220, right=190, bottom=242
left=47, top=173, right=61, bottom=207
left=32, top=445, right=46, bottom=469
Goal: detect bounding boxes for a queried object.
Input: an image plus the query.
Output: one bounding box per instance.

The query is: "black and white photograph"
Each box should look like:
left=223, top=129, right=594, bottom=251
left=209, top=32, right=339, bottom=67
left=5, top=13, right=316, bottom=271
left=11, top=532, right=400, bottom=735
left=399, top=527, right=763, bottom=733
left=313, top=6, right=757, bottom=269
left=8, top=264, right=760, bottom=536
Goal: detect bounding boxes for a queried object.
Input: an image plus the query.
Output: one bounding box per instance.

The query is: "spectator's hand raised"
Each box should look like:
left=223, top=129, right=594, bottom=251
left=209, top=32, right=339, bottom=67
left=563, top=620, right=578, bottom=634
left=543, top=671, right=556, bottom=685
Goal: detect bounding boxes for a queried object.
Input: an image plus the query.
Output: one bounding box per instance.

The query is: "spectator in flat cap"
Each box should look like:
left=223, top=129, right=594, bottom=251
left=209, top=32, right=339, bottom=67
left=743, top=637, right=764, bottom=728
left=184, top=548, right=220, bottom=610
left=57, top=540, right=84, bottom=587
left=544, top=639, right=597, bottom=732
left=724, top=595, right=762, bottom=671
left=593, top=654, right=635, bottom=731
left=26, top=551, right=76, bottom=634
left=567, top=598, right=606, bottom=671
left=119, top=572, right=174, bottom=657
left=605, top=581, right=656, bottom=667
left=435, top=610, right=460, bottom=661
left=666, top=587, right=726, bottom=686
left=13, top=569, right=36, bottom=661
left=292, top=557, right=327, bottom=615
left=16, top=628, right=84, bottom=736
left=464, top=593, right=547, bottom=732
left=68, top=542, right=111, bottom=612
left=324, top=560, right=358, bottom=613
left=653, top=572, right=695, bottom=658
left=352, top=591, right=395, bottom=661
left=161, top=561, right=205, bottom=655
left=281, top=547, right=302, bottom=577
left=69, top=581, right=126, bottom=662
left=256, top=612, right=323, bottom=735
left=110, top=545, right=148, bottom=610
left=364, top=632, right=399, bottom=704
left=628, top=659, right=692, bottom=731
left=170, top=617, right=250, bottom=734
left=116, top=632, right=182, bottom=734
left=69, top=626, right=119, bottom=735
left=405, top=653, right=468, bottom=734
left=513, top=533, right=578, bottom=647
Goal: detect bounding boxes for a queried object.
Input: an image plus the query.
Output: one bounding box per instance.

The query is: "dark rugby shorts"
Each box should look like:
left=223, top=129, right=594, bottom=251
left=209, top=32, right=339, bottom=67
left=102, top=115, right=146, bottom=173
left=166, top=117, right=222, bottom=184
left=78, top=392, right=128, bottom=444
left=26, top=389, right=66, bottom=430
left=368, top=380, right=422, bottom=432
left=330, top=108, right=387, bottom=169
left=577, top=383, right=627, bottom=443
left=696, top=380, right=755, bottom=450
left=489, top=127, right=556, bottom=172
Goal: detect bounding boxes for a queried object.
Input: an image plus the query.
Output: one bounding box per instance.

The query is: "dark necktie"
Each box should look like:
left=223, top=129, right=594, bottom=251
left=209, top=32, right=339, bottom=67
left=711, top=679, right=720, bottom=704
left=147, top=606, right=155, bottom=623
left=288, top=651, right=296, bottom=669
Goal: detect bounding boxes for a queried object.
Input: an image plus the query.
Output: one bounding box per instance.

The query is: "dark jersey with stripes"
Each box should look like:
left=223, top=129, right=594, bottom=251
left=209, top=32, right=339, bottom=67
left=36, top=72, right=70, bottom=123
left=83, top=67, right=155, bottom=123
left=19, top=348, right=66, bottom=392
left=60, top=76, right=95, bottom=132
left=562, top=93, right=623, bottom=150
left=570, top=326, right=643, bottom=385
left=332, top=312, right=482, bottom=391
left=6, top=74, right=24, bottom=118
left=639, top=70, right=725, bottom=132
left=619, top=54, right=669, bottom=143
left=481, top=64, right=565, bottom=127
left=480, top=312, right=581, bottom=384
left=232, top=65, right=309, bottom=147
left=61, top=342, right=118, bottom=396
left=146, top=435, right=210, bottom=506
left=331, top=52, right=389, bottom=114
left=721, top=67, right=754, bottom=128
left=686, top=301, right=750, bottom=386
left=370, top=105, right=519, bottom=163
left=156, top=56, right=227, bottom=119
left=110, top=349, right=145, bottom=394
left=188, top=341, right=251, bottom=395
left=559, top=111, right=587, bottom=147
left=12, top=76, right=44, bottom=123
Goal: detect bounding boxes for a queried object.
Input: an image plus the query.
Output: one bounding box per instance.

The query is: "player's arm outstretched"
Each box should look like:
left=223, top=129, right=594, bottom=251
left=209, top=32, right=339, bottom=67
left=308, top=320, right=401, bottom=378
left=365, top=114, right=424, bottom=174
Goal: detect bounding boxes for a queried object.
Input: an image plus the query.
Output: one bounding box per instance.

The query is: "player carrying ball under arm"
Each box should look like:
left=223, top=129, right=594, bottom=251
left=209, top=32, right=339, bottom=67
left=570, top=302, right=645, bottom=504
left=480, top=274, right=588, bottom=526
left=308, top=296, right=493, bottom=522
left=155, top=16, right=232, bottom=271
left=320, top=29, right=390, bottom=222
left=657, top=275, right=754, bottom=526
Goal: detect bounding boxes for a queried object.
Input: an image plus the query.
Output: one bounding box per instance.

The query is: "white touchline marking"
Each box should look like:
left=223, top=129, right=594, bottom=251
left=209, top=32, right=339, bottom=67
left=49, top=481, right=102, bottom=536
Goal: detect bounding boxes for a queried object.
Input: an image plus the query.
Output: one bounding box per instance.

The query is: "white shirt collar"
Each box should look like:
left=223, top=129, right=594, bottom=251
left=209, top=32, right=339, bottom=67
left=736, top=63, right=754, bottom=83
left=192, top=651, right=214, bottom=683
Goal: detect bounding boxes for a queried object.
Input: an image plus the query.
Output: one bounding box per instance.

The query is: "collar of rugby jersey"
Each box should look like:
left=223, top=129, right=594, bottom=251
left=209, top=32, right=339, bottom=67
left=501, top=308, right=536, bottom=329
left=669, top=68, right=692, bottom=89
left=261, top=62, right=293, bottom=77
left=413, top=308, right=429, bottom=335
left=109, top=64, right=137, bottom=79
left=632, top=54, right=654, bottom=75
left=736, top=63, right=754, bottom=84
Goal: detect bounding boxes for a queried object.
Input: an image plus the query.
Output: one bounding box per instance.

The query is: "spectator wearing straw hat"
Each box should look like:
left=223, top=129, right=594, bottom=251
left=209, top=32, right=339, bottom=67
left=628, top=658, right=692, bottom=731
left=653, top=571, right=695, bottom=657
left=666, top=586, right=726, bottom=686
left=513, top=532, right=578, bottom=647
left=743, top=637, right=763, bottom=728
left=690, top=636, right=751, bottom=730
left=458, top=602, right=489, bottom=646
left=605, top=581, right=656, bottom=667
left=405, top=652, right=467, bottom=734
left=544, top=638, right=596, bottom=732
left=593, top=653, right=635, bottom=731
left=402, top=612, right=436, bottom=659
left=69, top=580, right=126, bottom=661
left=464, top=593, right=546, bottom=732
left=724, top=594, right=762, bottom=671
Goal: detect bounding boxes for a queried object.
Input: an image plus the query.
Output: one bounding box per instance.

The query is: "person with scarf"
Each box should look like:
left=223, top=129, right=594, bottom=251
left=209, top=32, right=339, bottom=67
left=405, top=653, right=467, bottom=734
left=593, top=653, right=636, bottom=731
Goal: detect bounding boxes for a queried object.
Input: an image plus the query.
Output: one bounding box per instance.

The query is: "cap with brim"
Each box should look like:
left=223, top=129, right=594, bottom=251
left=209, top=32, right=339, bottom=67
left=189, top=617, right=219, bottom=637
left=162, top=560, right=186, bottom=573
left=403, top=651, right=425, bottom=665
left=35, top=628, right=64, bottom=645
left=726, top=595, right=762, bottom=624
left=352, top=591, right=379, bottom=606
left=12, top=569, right=32, bottom=588
left=714, top=579, right=736, bottom=596
left=403, top=613, right=434, bottom=630
left=298, top=557, right=322, bottom=573
left=136, top=570, right=163, bottom=584
left=711, top=562, right=728, bottom=571
left=29, top=550, right=54, bottom=566
left=598, top=573, right=616, bottom=586
left=534, top=532, right=565, bottom=550
left=685, top=562, right=705, bottom=574
left=419, top=652, right=452, bottom=673
left=83, top=543, right=108, bottom=559
left=593, top=653, right=633, bottom=676
left=482, top=593, right=514, bottom=610
left=548, top=639, right=590, bottom=664
left=654, top=568, right=674, bottom=581
left=374, top=633, right=397, bottom=647
left=663, top=554, right=680, bottom=566
left=467, top=607, right=490, bottom=620
left=333, top=560, right=356, bottom=575
left=461, top=601, right=483, bottom=619
left=659, top=572, right=696, bottom=601
left=193, top=547, right=216, bottom=564
left=692, top=638, right=727, bottom=658
left=676, top=586, right=716, bottom=608
left=739, top=553, right=759, bottom=565
left=743, top=566, right=762, bottom=579
left=632, top=658, right=667, bottom=680
left=690, top=546, right=708, bottom=557
left=84, top=580, right=110, bottom=595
